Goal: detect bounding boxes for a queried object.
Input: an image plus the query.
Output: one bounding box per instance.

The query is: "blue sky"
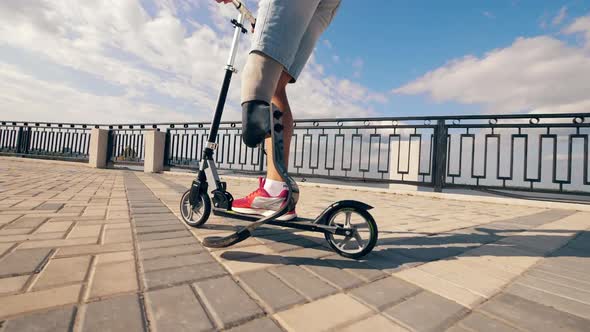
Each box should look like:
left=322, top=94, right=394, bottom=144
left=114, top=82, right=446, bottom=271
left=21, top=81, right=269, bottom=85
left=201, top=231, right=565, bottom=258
left=315, top=0, right=590, bottom=116
left=0, top=0, right=589, bottom=123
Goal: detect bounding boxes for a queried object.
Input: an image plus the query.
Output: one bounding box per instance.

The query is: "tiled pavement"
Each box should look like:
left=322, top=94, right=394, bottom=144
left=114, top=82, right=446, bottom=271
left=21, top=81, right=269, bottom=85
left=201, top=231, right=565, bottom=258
left=0, top=157, right=589, bottom=332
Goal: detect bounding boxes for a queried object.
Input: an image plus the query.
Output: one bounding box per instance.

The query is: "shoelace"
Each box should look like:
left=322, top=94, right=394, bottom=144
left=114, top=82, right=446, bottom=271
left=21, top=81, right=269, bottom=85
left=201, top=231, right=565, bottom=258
left=245, top=187, right=266, bottom=200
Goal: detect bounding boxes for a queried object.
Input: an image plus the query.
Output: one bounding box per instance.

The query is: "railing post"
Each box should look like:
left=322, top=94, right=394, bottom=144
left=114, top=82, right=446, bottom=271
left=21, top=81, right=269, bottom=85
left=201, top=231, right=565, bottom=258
left=432, top=119, right=448, bottom=192
left=106, top=129, right=114, bottom=163
left=258, top=140, right=265, bottom=172
left=15, top=127, right=24, bottom=154
left=164, top=129, right=171, bottom=167
left=22, top=127, right=32, bottom=154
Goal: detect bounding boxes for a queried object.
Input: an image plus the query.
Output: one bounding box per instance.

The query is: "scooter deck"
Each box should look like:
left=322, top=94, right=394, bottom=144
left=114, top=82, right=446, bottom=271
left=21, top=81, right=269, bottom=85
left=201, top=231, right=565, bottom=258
left=212, top=208, right=351, bottom=235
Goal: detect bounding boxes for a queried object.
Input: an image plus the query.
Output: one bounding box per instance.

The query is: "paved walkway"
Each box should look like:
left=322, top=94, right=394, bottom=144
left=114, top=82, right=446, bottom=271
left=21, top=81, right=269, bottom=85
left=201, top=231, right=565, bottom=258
left=0, top=157, right=589, bottom=332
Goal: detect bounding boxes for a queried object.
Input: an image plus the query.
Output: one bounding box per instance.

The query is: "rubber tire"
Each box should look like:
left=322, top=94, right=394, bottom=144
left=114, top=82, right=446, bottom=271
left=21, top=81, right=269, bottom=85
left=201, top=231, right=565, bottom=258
left=324, top=207, right=378, bottom=259
left=180, top=189, right=211, bottom=228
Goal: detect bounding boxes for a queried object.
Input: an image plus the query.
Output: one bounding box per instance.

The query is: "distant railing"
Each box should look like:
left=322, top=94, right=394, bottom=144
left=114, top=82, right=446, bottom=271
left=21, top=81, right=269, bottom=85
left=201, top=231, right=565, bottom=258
left=2, top=113, right=589, bottom=195
left=0, top=121, right=91, bottom=161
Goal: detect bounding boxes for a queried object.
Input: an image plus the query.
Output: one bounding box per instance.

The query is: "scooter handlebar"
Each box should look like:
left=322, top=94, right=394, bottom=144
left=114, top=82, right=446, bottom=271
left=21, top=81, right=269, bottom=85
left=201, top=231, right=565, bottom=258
left=231, top=0, right=256, bottom=27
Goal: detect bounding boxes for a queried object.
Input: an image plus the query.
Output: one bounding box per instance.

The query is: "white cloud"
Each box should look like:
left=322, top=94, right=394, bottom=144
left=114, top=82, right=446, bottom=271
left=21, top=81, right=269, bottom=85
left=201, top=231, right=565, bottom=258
left=0, top=0, right=385, bottom=124
left=483, top=11, right=495, bottom=19
left=564, top=14, right=590, bottom=47
left=394, top=14, right=590, bottom=114
left=351, top=57, right=364, bottom=79
left=552, top=6, right=568, bottom=26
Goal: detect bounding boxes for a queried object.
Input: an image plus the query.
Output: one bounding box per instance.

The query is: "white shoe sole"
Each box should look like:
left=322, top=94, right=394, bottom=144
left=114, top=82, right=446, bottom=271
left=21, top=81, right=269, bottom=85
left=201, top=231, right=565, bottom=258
left=232, top=207, right=297, bottom=221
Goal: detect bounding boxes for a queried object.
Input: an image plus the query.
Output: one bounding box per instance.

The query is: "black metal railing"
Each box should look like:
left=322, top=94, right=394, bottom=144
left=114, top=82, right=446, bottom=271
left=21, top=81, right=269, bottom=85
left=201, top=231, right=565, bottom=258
left=106, top=125, right=148, bottom=164
left=0, top=121, right=91, bottom=161
left=2, top=113, right=589, bottom=195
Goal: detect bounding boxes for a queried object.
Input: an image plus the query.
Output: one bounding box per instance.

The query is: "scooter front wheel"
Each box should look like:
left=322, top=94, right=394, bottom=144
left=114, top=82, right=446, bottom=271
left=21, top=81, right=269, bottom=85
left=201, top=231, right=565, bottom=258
left=324, top=207, right=378, bottom=259
left=180, top=189, right=211, bottom=227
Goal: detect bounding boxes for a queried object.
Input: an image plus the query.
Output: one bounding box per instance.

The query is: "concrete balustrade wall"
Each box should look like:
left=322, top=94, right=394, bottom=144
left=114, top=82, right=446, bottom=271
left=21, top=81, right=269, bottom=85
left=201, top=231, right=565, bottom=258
left=88, top=128, right=109, bottom=168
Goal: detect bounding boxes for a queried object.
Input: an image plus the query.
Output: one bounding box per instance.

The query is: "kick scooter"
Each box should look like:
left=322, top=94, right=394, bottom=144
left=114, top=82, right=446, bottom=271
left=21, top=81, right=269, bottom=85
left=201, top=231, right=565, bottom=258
left=179, top=0, right=378, bottom=259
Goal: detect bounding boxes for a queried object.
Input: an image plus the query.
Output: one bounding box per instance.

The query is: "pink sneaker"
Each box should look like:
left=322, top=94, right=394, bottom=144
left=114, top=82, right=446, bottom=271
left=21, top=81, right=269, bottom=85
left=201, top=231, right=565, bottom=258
left=232, top=177, right=297, bottom=221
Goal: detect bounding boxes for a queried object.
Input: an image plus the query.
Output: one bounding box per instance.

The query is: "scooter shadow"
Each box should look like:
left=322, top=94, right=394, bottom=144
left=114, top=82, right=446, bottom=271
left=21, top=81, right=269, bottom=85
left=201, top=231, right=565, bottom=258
left=217, top=226, right=590, bottom=271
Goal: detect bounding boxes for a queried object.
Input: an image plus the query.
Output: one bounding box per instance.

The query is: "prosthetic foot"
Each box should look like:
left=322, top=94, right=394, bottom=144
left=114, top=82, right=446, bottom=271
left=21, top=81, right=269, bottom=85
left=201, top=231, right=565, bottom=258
left=242, top=100, right=271, bottom=148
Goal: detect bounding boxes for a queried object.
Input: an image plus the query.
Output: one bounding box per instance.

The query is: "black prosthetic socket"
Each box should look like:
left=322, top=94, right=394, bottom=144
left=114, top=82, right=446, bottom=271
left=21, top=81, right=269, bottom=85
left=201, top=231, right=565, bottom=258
left=241, top=100, right=271, bottom=148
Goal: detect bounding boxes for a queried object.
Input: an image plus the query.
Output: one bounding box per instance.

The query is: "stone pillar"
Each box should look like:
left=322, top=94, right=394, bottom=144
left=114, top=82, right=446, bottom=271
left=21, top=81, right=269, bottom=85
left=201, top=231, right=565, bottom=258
left=389, top=136, right=421, bottom=191
left=144, top=130, right=166, bottom=173
left=88, top=128, right=109, bottom=168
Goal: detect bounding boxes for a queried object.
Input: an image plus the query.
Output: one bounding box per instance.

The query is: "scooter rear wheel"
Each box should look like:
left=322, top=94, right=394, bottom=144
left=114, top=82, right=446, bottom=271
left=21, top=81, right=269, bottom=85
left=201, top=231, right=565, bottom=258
left=180, top=189, right=211, bottom=227
left=324, top=207, right=378, bottom=259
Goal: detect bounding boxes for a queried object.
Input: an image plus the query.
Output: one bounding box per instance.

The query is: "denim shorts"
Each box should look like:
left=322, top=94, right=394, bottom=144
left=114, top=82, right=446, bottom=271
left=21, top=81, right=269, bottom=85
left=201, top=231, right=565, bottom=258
left=251, top=0, right=341, bottom=83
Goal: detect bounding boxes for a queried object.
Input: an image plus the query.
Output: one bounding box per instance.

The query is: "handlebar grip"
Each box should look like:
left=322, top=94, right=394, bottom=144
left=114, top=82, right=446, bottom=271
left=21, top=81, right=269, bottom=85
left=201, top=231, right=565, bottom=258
left=231, top=0, right=256, bottom=27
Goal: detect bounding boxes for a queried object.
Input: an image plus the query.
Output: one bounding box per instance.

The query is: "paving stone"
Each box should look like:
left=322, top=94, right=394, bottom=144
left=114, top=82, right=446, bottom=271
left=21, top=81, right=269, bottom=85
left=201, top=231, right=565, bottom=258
left=67, top=225, right=102, bottom=239
left=134, top=219, right=180, bottom=227
left=340, top=314, right=409, bottom=332
left=35, top=203, right=64, bottom=211
left=138, top=236, right=195, bottom=250
left=83, top=294, right=145, bottom=332
left=18, top=237, right=98, bottom=249
left=480, top=293, right=590, bottom=332
left=0, top=275, right=29, bottom=294
left=132, top=207, right=171, bottom=214
left=567, top=232, right=590, bottom=251
left=270, top=265, right=337, bottom=300
left=266, top=236, right=321, bottom=252
left=56, top=242, right=133, bottom=257
left=0, top=228, right=31, bottom=235
left=417, top=259, right=510, bottom=298
left=33, top=256, right=91, bottom=290
left=193, top=275, right=263, bottom=329
left=137, top=230, right=190, bottom=242
left=364, top=249, right=422, bottom=273
left=97, top=251, right=134, bottom=264
left=136, top=224, right=186, bottom=234
left=144, top=262, right=226, bottom=289
left=0, top=242, right=13, bottom=256
left=384, top=291, right=468, bottom=332
left=104, top=228, right=133, bottom=244
left=444, top=325, right=474, bottom=332
left=505, top=282, right=590, bottom=320
left=2, top=305, right=75, bottom=332
left=226, top=317, right=283, bottom=332
left=35, top=221, right=72, bottom=233
left=274, top=293, right=372, bottom=332
left=0, top=284, right=81, bottom=318
left=142, top=252, right=213, bottom=272
left=7, top=216, right=47, bottom=229
left=0, top=248, right=52, bottom=277
left=323, top=254, right=388, bottom=282
left=139, top=244, right=203, bottom=260
left=507, top=209, right=576, bottom=227
left=282, top=246, right=334, bottom=261
left=146, top=285, right=213, bottom=332
left=455, top=311, right=520, bottom=332
left=302, top=263, right=364, bottom=290
left=350, top=276, right=422, bottom=310
left=238, top=269, right=306, bottom=313
left=498, top=231, right=575, bottom=255
left=525, top=268, right=590, bottom=292
left=89, top=260, right=138, bottom=299
left=133, top=214, right=179, bottom=222
left=214, top=246, right=287, bottom=274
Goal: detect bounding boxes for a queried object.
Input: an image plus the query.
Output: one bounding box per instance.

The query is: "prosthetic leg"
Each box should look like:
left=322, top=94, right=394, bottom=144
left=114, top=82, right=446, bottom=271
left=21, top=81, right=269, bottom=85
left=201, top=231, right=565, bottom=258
left=203, top=103, right=299, bottom=247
